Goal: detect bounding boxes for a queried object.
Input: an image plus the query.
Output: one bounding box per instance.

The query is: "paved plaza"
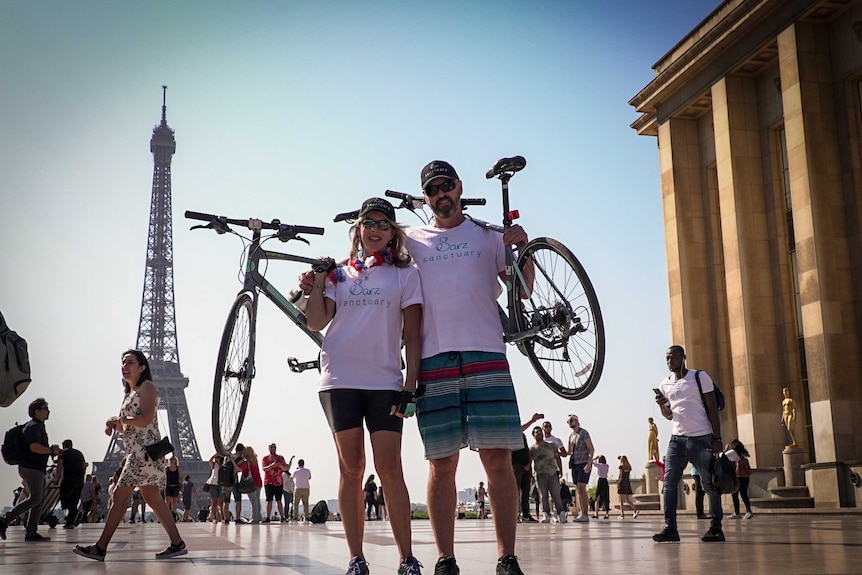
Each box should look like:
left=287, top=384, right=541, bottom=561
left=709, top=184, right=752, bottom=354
left=2, top=511, right=860, bottom=575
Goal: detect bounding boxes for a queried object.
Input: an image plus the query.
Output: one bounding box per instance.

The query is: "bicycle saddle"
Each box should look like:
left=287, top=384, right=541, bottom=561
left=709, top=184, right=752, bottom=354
left=485, top=156, right=526, bottom=179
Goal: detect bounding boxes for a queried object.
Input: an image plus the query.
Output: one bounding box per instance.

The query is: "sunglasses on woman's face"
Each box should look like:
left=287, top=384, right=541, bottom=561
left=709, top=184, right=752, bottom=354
left=424, top=179, right=458, bottom=197
left=360, top=218, right=392, bottom=231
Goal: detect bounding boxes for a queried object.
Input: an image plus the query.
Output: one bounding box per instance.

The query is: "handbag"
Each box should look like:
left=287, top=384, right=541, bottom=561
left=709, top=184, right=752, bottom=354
left=202, top=482, right=211, bottom=493
left=237, top=476, right=256, bottom=494
left=144, top=437, right=174, bottom=461
left=711, top=452, right=740, bottom=494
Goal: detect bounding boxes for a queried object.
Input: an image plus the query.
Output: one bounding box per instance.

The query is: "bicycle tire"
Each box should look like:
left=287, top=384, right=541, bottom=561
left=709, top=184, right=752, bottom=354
left=212, top=293, right=255, bottom=455
left=513, top=237, right=605, bottom=400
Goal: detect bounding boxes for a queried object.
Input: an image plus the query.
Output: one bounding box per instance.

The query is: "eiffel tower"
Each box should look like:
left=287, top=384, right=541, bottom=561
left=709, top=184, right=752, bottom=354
left=92, top=87, right=210, bottom=519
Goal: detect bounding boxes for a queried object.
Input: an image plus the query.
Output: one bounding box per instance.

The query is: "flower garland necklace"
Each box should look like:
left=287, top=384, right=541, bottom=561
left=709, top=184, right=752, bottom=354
left=329, top=247, right=393, bottom=283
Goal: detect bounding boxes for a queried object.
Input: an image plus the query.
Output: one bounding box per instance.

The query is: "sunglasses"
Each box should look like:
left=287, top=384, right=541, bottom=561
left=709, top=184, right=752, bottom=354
left=424, top=179, right=458, bottom=197
left=360, top=218, right=392, bottom=231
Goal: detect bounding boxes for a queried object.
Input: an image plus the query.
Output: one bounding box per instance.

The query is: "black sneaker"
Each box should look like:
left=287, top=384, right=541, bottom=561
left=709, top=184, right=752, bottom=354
left=496, top=555, right=524, bottom=575
left=652, top=525, right=680, bottom=542
left=25, top=533, right=51, bottom=542
left=701, top=526, right=725, bottom=542
left=155, top=540, right=188, bottom=559
left=73, top=544, right=107, bottom=561
left=398, top=556, right=423, bottom=575
left=434, top=556, right=459, bottom=575
left=346, top=556, right=370, bottom=575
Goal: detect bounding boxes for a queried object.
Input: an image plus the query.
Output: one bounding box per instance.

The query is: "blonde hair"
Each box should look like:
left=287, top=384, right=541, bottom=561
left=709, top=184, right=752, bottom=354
left=348, top=218, right=411, bottom=268
left=618, top=455, right=631, bottom=472
left=243, top=445, right=258, bottom=466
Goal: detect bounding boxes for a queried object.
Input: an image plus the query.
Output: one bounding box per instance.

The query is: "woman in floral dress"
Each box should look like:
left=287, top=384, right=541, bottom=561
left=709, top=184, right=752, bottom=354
left=73, top=350, right=188, bottom=561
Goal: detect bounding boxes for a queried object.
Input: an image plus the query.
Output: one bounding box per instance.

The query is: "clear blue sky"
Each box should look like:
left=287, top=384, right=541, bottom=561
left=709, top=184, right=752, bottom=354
left=0, top=1, right=720, bottom=507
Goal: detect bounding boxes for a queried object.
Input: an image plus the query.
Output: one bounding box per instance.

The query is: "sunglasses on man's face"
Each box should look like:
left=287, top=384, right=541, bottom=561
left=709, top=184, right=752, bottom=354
left=360, top=218, right=392, bottom=231
left=424, top=179, right=458, bottom=197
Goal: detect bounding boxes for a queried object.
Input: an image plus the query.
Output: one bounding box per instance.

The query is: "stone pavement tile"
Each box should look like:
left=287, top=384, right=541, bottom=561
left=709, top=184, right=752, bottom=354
left=0, top=514, right=859, bottom=575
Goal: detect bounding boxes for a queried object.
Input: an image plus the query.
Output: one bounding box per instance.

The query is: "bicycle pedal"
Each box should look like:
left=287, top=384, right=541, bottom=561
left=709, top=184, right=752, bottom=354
left=287, top=357, right=320, bottom=373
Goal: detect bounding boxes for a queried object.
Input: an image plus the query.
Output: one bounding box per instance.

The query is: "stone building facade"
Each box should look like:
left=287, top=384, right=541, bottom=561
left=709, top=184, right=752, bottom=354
left=631, top=0, right=862, bottom=507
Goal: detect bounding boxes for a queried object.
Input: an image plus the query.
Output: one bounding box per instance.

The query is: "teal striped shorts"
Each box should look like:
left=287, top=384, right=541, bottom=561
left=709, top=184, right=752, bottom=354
left=415, top=351, right=523, bottom=460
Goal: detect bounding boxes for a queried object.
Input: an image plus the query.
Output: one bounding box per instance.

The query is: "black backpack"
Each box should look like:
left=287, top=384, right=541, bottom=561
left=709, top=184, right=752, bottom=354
left=217, top=460, right=235, bottom=487
left=309, top=500, right=328, bottom=523
left=694, top=370, right=726, bottom=412
left=2, top=422, right=26, bottom=465
left=0, top=311, right=31, bottom=408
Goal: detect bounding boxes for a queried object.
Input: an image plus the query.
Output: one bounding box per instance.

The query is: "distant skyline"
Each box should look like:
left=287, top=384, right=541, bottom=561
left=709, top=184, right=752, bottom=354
left=0, top=1, right=721, bottom=508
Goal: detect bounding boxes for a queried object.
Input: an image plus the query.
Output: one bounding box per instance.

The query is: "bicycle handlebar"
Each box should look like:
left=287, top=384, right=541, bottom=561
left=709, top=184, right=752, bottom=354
left=383, top=190, right=486, bottom=207
left=184, top=210, right=324, bottom=236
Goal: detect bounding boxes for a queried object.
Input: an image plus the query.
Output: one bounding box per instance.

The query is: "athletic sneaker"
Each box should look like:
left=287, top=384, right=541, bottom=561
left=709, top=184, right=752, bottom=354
left=434, top=556, right=459, bottom=575
left=155, top=540, right=188, bottom=559
left=540, top=512, right=551, bottom=523
left=701, top=527, right=725, bottom=542
left=652, top=525, right=680, bottom=542
left=633, top=510, right=640, bottom=519
left=398, top=556, right=423, bottom=575
left=346, top=556, right=370, bottom=575
left=73, top=544, right=107, bottom=561
left=558, top=512, right=568, bottom=524
left=727, top=513, right=739, bottom=518
left=574, top=515, right=589, bottom=523
left=496, top=555, right=525, bottom=575
left=744, top=512, right=753, bottom=519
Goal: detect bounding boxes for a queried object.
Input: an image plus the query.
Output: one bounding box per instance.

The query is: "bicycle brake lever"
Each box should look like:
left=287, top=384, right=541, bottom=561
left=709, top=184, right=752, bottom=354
left=191, top=221, right=228, bottom=234
left=295, top=236, right=310, bottom=245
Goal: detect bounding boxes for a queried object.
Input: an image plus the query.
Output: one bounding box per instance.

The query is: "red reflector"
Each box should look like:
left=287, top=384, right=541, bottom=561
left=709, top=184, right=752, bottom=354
left=508, top=210, right=520, bottom=220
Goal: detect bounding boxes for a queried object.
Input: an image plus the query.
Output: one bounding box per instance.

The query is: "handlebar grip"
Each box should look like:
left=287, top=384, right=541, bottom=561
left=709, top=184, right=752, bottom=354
left=385, top=189, right=419, bottom=202
left=185, top=210, right=216, bottom=222
left=292, top=225, right=325, bottom=236
left=334, top=210, right=360, bottom=223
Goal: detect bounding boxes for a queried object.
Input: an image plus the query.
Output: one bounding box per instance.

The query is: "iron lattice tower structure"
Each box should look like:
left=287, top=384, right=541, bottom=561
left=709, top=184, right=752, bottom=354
left=94, top=87, right=209, bottom=517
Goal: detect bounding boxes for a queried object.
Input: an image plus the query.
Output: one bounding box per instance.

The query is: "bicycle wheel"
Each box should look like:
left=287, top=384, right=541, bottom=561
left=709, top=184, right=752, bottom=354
left=513, top=237, right=605, bottom=400
left=212, top=293, right=255, bottom=455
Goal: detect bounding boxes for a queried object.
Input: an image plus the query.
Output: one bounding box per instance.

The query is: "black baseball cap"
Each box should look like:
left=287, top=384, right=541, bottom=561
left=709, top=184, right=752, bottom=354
left=421, top=160, right=459, bottom=189
left=358, top=197, right=396, bottom=221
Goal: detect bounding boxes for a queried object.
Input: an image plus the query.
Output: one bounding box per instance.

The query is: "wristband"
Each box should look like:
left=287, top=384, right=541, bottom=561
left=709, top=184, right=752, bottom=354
left=395, top=389, right=416, bottom=417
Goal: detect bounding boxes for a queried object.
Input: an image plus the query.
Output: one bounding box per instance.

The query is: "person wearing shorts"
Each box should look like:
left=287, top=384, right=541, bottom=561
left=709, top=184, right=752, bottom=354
left=406, top=160, right=531, bottom=575
left=262, top=444, right=290, bottom=522
left=304, top=197, right=423, bottom=575
left=565, top=415, right=594, bottom=523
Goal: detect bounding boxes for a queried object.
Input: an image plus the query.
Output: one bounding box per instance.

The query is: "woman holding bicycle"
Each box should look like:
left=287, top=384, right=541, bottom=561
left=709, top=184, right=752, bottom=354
left=305, top=197, right=423, bottom=575
left=73, top=350, right=187, bottom=561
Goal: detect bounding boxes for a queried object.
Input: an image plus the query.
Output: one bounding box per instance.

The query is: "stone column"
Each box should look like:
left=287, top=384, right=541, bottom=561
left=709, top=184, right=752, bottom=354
left=778, top=22, right=862, bottom=463
left=710, top=75, right=786, bottom=467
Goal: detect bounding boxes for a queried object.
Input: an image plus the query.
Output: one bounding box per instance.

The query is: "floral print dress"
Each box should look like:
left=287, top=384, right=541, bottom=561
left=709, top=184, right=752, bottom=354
left=116, top=389, right=166, bottom=488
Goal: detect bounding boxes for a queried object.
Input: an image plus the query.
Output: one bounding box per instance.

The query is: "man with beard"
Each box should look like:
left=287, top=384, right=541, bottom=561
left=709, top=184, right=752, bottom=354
left=405, top=160, right=531, bottom=575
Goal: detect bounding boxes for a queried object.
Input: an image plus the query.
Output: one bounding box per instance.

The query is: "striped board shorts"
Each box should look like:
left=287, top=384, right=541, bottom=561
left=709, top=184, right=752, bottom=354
left=415, top=351, right=523, bottom=460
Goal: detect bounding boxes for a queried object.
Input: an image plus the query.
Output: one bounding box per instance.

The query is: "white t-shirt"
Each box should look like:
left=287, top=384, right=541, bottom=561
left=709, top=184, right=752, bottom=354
left=659, top=369, right=714, bottom=437
left=544, top=433, right=564, bottom=452
left=292, top=467, right=311, bottom=490
left=319, top=264, right=423, bottom=391
left=405, top=220, right=506, bottom=358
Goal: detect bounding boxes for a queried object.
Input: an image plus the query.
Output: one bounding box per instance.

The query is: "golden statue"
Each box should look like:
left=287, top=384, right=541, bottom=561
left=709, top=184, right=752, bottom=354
left=781, top=387, right=800, bottom=448
left=647, top=417, right=659, bottom=461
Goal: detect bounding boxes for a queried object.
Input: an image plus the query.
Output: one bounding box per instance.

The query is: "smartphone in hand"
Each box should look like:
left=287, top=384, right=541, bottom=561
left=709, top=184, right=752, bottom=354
left=652, top=388, right=662, bottom=396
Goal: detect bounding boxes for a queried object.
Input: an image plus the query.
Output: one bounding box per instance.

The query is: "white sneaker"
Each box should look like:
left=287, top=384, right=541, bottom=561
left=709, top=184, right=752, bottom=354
left=558, top=512, right=568, bottom=524
left=541, top=512, right=551, bottom=523
left=728, top=513, right=739, bottom=518
left=575, top=515, right=589, bottom=523
left=744, top=512, right=753, bottom=519
left=633, top=510, right=640, bottom=519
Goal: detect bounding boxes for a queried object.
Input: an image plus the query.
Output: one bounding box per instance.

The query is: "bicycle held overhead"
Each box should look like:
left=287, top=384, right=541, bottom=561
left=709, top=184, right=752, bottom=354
left=184, top=210, right=334, bottom=455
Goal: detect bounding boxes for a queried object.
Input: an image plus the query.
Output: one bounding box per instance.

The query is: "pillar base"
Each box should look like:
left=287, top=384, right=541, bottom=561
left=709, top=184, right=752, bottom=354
left=783, top=447, right=809, bottom=487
